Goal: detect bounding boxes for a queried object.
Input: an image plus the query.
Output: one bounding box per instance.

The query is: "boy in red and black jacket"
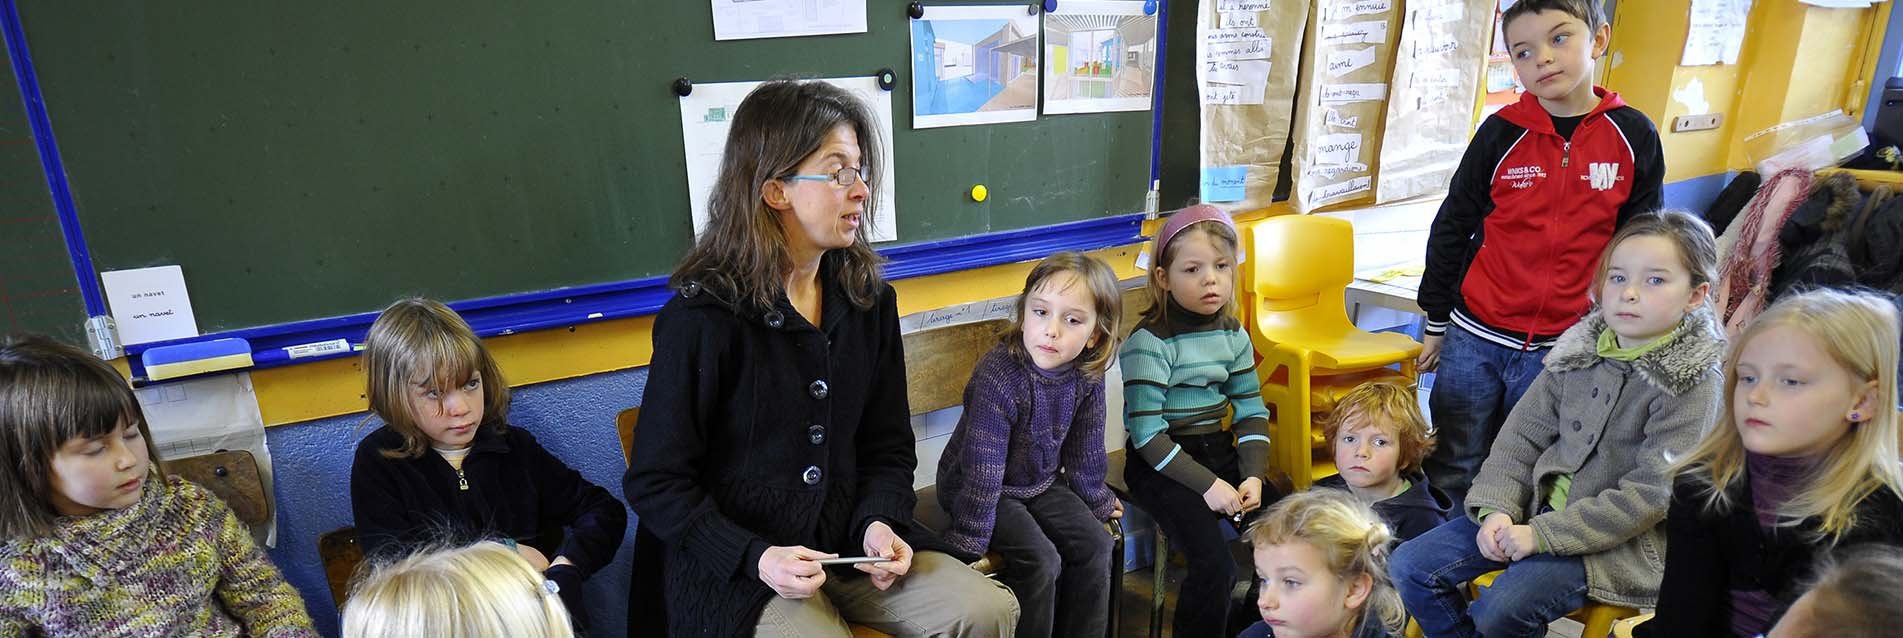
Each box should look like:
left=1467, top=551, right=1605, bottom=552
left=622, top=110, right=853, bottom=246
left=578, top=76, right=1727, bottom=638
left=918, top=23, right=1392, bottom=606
left=1415, top=0, right=1664, bottom=505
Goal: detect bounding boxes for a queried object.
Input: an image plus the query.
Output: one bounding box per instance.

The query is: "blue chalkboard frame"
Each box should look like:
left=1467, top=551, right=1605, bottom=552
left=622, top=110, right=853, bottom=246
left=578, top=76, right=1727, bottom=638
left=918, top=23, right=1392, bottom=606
left=4, top=0, right=1168, bottom=382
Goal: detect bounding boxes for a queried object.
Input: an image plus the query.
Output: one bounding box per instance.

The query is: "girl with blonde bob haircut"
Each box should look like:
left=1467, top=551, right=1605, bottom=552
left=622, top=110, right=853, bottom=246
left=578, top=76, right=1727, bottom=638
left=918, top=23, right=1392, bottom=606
left=1238, top=489, right=1404, bottom=638
left=1636, top=288, right=1903, bottom=638
left=361, top=297, right=512, bottom=461
left=342, top=542, right=574, bottom=638
left=349, top=298, right=626, bottom=628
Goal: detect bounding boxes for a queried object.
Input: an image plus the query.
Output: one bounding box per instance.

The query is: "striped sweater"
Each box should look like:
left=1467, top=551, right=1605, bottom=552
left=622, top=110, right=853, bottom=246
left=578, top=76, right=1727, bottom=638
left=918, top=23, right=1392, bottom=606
left=0, top=476, right=316, bottom=637
left=1120, top=300, right=1273, bottom=491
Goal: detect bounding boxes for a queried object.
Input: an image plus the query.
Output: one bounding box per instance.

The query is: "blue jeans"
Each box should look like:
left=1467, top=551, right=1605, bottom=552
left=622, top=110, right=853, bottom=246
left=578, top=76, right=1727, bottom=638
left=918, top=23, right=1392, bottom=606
left=1423, top=324, right=1547, bottom=506
left=1390, top=516, right=1587, bottom=638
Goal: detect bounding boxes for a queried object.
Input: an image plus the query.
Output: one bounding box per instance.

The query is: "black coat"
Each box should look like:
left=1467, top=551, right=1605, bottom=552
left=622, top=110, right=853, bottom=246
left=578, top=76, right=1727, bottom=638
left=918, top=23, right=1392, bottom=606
left=1632, top=474, right=1903, bottom=638
left=1314, top=471, right=1454, bottom=543
left=349, top=424, right=629, bottom=616
left=623, top=274, right=935, bottom=637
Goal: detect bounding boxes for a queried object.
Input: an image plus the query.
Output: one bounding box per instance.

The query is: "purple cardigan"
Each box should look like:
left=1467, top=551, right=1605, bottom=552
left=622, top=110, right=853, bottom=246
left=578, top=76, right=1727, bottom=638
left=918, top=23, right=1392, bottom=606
left=935, top=345, right=1115, bottom=556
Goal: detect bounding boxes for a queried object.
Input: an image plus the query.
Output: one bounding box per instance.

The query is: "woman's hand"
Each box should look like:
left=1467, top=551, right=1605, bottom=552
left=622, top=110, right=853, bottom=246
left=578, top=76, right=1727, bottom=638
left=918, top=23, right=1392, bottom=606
left=857, top=521, right=914, bottom=591
left=758, top=545, right=835, bottom=599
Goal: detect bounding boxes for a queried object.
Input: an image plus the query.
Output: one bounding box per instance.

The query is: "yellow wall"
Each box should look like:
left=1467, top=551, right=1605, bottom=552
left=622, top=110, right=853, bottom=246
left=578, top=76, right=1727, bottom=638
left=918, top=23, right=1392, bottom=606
left=239, top=243, right=1149, bottom=427
left=1607, top=0, right=1892, bottom=182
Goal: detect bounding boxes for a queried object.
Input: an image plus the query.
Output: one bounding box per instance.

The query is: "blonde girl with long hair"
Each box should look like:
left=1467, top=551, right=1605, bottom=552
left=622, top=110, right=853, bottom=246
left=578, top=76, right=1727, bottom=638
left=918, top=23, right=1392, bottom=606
left=1634, top=288, right=1903, bottom=638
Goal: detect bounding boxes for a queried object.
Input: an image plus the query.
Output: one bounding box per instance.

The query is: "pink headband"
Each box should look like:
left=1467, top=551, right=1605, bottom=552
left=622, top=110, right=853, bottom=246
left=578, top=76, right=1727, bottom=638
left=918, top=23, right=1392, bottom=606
left=1155, top=204, right=1238, bottom=257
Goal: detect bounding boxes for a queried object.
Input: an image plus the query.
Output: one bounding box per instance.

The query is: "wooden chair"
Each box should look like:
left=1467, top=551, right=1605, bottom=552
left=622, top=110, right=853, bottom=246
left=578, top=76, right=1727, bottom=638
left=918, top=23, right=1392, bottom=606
left=168, top=450, right=271, bottom=526
left=317, top=526, right=365, bottom=610
left=1470, top=570, right=1640, bottom=638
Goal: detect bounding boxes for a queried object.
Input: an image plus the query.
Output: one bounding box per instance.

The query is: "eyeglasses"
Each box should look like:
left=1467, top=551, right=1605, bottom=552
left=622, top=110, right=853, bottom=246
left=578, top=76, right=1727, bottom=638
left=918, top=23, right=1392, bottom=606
left=782, top=166, right=868, bottom=189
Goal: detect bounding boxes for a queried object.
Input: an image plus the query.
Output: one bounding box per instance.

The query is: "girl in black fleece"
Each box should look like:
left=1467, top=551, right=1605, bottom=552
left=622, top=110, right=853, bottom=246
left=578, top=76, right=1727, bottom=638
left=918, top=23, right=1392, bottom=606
left=349, top=298, right=627, bottom=629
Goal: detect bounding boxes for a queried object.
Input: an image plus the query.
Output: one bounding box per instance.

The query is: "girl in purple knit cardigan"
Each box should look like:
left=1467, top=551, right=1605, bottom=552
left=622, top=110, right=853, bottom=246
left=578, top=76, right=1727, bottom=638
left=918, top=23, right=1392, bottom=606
left=936, top=252, right=1126, bottom=638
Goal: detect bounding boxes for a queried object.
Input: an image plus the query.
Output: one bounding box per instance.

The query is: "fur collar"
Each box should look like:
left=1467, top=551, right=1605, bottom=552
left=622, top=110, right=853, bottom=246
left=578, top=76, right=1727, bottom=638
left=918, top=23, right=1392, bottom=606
left=1543, top=306, right=1725, bottom=396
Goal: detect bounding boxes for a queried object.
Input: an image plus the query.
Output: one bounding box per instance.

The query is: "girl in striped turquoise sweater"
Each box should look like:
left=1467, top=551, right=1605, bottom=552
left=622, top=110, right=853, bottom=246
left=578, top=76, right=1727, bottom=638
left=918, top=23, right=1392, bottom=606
left=1121, top=204, right=1277, bottom=637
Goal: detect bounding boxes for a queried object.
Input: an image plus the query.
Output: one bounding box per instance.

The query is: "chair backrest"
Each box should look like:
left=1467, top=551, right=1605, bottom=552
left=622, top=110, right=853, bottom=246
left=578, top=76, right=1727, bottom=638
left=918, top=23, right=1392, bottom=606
left=617, top=407, right=640, bottom=466
left=1247, top=214, right=1358, bottom=343
left=167, top=450, right=271, bottom=525
left=318, top=526, right=364, bottom=610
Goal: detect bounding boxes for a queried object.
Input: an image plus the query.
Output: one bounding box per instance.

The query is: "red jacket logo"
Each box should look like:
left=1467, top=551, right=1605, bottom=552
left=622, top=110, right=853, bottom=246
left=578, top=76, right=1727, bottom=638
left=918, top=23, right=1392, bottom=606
left=1582, top=162, right=1624, bottom=191
left=1501, top=165, right=1546, bottom=189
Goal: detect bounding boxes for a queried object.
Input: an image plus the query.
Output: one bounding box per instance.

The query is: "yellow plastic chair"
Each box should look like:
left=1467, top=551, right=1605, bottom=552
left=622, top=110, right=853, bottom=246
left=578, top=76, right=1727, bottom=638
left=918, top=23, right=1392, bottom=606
left=1470, top=570, right=1641, bottom=638
left=1242, top=214, right=1421, bottom=487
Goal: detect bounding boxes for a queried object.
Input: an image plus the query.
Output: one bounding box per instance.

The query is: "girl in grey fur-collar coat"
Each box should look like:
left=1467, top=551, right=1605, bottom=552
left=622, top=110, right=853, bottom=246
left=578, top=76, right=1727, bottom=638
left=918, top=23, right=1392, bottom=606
left=1392, top=212, right=1726, bottom=638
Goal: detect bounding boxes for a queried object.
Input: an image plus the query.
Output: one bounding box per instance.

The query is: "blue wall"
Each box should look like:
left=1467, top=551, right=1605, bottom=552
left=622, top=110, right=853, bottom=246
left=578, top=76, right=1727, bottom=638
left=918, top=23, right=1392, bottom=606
left=264, top=367, right=648, bottom=638
left=1864, top=2, right=1903, bottom=132
left=1662, top=171, right=1734, bottom=216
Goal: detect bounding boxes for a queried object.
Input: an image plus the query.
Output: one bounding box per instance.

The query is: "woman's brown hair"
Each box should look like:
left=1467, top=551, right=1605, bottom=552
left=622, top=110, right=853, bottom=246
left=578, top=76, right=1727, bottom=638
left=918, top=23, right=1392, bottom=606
left=671, top=78, right=887, bottom=313
left=0, top=334, right=164, bottom=539
left=364, top=298, right=512, bottom=459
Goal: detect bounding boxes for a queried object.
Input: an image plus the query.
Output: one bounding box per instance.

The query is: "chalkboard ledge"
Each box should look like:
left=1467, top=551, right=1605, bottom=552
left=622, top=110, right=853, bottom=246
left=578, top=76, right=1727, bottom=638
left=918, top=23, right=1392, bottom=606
left=123, top=213, right=1146, bottom=384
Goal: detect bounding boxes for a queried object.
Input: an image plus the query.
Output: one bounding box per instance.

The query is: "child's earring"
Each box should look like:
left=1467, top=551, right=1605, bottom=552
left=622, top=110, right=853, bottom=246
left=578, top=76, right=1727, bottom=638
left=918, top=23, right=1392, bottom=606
left=1850, top=411, right=1862, bottom=422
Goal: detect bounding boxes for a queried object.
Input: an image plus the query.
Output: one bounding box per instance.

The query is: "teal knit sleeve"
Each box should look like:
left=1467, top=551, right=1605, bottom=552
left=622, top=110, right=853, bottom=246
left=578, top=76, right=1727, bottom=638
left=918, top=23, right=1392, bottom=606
left=1224, top=329, right=1274, bottom=480
left=1121, top=329, right=1221, bottom=492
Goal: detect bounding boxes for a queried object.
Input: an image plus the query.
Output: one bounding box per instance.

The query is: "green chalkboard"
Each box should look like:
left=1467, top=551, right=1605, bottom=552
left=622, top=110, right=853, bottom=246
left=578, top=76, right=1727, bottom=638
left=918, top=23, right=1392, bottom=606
left=0, top=38, right=84, bottom=344
left=16, top=2, right=1149, bottom=334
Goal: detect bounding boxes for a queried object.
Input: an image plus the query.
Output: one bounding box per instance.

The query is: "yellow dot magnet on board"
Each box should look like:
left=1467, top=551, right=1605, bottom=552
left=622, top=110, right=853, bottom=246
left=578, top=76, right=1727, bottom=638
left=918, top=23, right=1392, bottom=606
left=971, top=184, right=988, bottom=202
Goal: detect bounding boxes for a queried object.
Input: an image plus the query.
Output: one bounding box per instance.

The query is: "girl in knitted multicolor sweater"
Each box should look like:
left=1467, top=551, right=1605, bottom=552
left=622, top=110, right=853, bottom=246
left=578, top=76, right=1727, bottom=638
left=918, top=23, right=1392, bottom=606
left=0, top=334, right=315, bottom=637
left=936, top=252, right=1126, bottom=638
left=1120, top=205, right=1279, bottom=638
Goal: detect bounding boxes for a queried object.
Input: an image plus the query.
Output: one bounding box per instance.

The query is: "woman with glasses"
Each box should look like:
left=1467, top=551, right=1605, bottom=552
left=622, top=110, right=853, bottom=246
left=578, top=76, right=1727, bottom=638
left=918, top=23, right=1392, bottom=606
left=624, top=79, right=1020, bottom=637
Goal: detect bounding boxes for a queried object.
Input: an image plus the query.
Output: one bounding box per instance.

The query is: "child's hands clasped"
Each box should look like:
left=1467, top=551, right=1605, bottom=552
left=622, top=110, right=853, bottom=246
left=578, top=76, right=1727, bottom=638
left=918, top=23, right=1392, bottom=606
left=1236, top=477, right=1266, bottom=513
left=1202, top=479, right=1243, bottom=516
left=1496, top=524, right=1539, bottom=561
left=1476, top=512, right=1514, bottom=562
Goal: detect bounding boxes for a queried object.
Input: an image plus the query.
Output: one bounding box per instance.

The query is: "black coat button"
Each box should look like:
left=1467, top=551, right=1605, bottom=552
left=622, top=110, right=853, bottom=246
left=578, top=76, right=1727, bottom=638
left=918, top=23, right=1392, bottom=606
left=681, top=282, right=701, bottom=297
left=802, top=466, right=823, bottom=485
left=764, top=310, right=784, bottom=328
left=809, top=380, right=829, bottom=399
left=808, top=425, right=826, bottom=445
